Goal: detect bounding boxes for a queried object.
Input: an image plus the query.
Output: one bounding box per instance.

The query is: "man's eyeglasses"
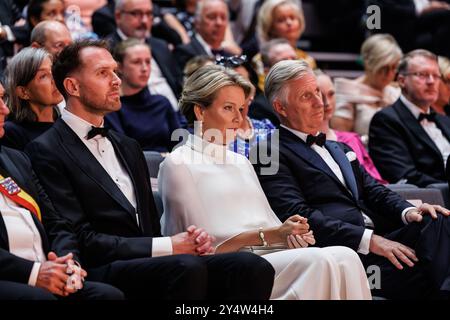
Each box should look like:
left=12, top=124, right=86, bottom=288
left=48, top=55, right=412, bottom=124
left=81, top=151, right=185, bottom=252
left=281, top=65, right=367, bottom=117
left=402, top=72, right=442, bottom=81
left=215, top=55, right=247, bottom=69
left=121, top=10, right=153, bottom=19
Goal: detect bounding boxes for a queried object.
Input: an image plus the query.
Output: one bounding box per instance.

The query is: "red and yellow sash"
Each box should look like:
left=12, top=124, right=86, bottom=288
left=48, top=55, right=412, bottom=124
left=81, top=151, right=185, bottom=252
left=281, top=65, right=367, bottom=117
left=0, top=174, right=42, bottom=222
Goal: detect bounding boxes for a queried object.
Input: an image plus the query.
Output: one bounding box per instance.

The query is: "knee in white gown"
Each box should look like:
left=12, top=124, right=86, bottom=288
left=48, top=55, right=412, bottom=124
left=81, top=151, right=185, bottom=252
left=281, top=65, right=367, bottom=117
left=262, top=246, right=371, bottom=300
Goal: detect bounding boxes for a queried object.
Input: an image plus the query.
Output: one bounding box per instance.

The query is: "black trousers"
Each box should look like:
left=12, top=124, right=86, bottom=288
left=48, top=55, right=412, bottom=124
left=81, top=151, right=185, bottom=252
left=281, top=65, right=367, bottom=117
left=0, top=280, right=124, bottom=300
left=360, top=215, right=450, bottom=299
left=87, top=252, right=275, bottom=300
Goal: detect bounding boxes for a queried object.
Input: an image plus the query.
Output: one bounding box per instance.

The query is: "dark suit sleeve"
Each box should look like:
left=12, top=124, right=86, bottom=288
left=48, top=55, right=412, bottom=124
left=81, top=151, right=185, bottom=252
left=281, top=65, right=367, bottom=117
left=0, top=248, right=35, bottom=283
left=25, top=141, right=154, bottom=267
left=369, top=109, right=441, bottom=187
left=254, top=144, right=366, bottom=250
left=173, top=44, right=195, bottom=72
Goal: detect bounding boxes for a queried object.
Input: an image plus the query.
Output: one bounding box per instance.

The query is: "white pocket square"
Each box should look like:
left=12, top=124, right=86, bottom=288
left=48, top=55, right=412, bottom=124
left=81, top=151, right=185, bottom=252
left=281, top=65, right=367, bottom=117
left=345, top=151, right=357, bottom=162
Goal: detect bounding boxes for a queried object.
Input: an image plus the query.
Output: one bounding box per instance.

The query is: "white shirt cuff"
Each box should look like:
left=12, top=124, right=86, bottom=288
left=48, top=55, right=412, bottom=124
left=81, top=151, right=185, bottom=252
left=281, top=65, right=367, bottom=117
left=401, top=207, right=417, bottom=225
left=1, top=25, right=16, bottom=42
left=151, top=237, right=173, bottom=257
left=28, top=262, right=41, bottom=286
left=357, top=229, right=373, bottom=255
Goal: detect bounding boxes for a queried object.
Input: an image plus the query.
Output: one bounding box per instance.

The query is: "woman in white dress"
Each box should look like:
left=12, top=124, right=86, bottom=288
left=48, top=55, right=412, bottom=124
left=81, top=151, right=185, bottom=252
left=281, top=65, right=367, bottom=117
left=159, top=65, right=372, bottom=300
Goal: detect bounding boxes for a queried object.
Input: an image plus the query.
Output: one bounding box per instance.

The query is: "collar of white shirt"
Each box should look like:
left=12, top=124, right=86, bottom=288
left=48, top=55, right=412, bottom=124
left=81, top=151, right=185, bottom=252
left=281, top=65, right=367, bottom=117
left=400, top=94, right=431, bottom=119
left=194, top=33, right=214, bottom=57
left=280, top=124, right=321, bottom=144
left=61, top=108, right=105, bottom=141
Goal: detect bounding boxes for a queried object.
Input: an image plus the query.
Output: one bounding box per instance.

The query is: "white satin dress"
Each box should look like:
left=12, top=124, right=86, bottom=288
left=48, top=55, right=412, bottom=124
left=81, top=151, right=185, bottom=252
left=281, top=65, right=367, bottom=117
left=158, top=134, right=372, bottom=300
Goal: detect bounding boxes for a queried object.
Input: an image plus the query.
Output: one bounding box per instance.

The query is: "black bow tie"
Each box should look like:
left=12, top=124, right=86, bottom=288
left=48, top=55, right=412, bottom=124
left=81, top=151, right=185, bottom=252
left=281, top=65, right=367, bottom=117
left=86, top=126, right=110, bottom=140
left=306, top=133, right=326, bottom=147
left=418, top=112, right=436, bottom=122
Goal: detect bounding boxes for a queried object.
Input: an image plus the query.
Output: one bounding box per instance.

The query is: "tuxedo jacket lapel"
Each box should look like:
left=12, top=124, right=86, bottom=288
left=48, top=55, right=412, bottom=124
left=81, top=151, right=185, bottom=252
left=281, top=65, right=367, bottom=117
left=435, top=115, right=450, bottom=142
left=54, top=121, right=137, bottom=218
left=280, top=128, right=354, bottom=197
left=325, top=141, right=359, bottom=199
left=393, top=101, right=442, bottom=157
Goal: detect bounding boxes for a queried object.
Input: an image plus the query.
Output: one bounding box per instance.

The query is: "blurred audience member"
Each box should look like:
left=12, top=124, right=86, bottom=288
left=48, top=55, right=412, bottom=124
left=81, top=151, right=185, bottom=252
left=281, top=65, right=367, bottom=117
left=0, top=0, right=23, bottom=77
left=1, top=48, right=62, bottom=151
left=107, top=0, right=182, bottom=111
left=249, top=38, right=297, bottom=126
left=316, top=70, right=386, bottom=184
left=105, top=38, right=184, bottom=153
left=253, top=0, right=316, bottom=91
left=30, top=20, right=72, bottom=57
left=332, top=34, right=403, bottom=143
left=369, top=49, right=450, bottom=187
left=64, top=0, right=106, bottom=32
left=432, top=56, right=450, bottom=116
left=173, top=0, right=240, bottom=71
left=10, top=0, right=66, bottom=48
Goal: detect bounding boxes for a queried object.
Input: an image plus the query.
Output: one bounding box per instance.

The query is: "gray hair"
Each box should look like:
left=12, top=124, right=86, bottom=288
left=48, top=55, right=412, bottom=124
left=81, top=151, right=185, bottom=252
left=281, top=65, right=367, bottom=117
left=361, top=34, right=403, bottom=74
left=265, top=59, right=310, bottom=106
left=114, top=0, right=127, bottom=12
left=180, top=64, right=252, bottom=126
left=260, top=38, right=292, bottom=68
left=398, top=49, right=438, bottom=75
left=195, top=0, right=228, bottom=21
left=5, top=47, right=52, bottom=122
left=257, top=0, right=305, bottom=44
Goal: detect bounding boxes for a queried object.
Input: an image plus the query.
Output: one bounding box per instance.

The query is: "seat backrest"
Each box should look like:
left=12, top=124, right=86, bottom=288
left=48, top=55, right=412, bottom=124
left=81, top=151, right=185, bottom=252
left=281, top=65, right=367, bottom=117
left=426, top=183, right=450, bottom=208
left=394, top=188, right=445, bottom=207
left=143, top=151, right=164, bottom=178
left=386, top=184, right=419, bottom=191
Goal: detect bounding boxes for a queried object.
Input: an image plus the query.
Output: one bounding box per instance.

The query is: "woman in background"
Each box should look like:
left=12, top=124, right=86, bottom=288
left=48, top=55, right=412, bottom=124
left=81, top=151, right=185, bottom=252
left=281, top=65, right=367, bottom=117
left=105, top=38, right=184, bottom=153
left=331, top=34, right=403, bottom=143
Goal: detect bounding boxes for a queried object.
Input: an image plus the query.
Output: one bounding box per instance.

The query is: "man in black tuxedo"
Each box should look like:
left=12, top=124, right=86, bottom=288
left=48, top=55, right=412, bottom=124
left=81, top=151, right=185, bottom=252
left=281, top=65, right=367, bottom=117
left=254, top=59, right=450, bottom=299
left=173, top=0, right=234, bottom=71
left=369, top=49, right=450, bottom=187
left=0, top=81, right=123, bottom=300
left=106, top=0, right=182, bottom=111
left=25, top=39, right=274, bottom=300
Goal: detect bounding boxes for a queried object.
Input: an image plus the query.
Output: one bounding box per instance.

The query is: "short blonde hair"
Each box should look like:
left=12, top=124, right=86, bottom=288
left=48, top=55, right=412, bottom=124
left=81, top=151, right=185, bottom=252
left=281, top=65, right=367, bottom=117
left=180, top=65, right=252, bottom=126
left=438, top=56, right=450, bottom=78
left=257, top=0, right=305, bottom=44
left=361, top=34, right=403, bottom=74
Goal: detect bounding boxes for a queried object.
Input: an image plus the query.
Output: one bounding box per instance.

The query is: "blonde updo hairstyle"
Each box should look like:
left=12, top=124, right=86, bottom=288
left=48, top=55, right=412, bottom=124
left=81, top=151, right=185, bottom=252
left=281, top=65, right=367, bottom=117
left=179, top=64, right=253, bottom=126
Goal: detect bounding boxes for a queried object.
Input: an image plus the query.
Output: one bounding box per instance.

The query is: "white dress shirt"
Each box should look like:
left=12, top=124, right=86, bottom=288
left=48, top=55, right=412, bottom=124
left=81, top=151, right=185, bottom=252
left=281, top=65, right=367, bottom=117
left=1, top=194, right=46, bottom=286
left=400, top=95, right=450, bottom=167
left=281, top=125, right=413, bottom=254
left=61, top=108, right=172, bottom=256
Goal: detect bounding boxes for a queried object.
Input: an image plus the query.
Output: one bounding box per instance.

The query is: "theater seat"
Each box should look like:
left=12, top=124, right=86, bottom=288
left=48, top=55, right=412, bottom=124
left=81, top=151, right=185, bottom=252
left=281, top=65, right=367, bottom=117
left=394, top=188, right=445, bottom=207
left=143, top=151, right=164, bottom=178
left=426, top=183, right=450, bottom=208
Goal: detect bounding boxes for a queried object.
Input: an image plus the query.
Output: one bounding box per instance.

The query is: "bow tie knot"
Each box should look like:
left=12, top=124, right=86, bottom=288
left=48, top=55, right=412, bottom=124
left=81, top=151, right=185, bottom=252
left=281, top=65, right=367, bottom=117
left=418, top=112, right=436, bottom=122
left=86, top=126, right=110, bottom=140
left=306, top=133, right=326, bottom=147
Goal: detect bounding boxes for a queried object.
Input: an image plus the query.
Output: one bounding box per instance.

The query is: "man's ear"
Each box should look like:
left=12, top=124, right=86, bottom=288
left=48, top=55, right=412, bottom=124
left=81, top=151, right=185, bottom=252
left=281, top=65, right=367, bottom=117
left=273, top=99, right=287, bottom=118
left=397, top=73, right=406, bottom=89
left=193, top=104, right=204, bottom=121
left=30, top=41, right=41, bottom=49
left=63, top=77, right=80, bottom=97
left=15, top=86, right=30, bottom=100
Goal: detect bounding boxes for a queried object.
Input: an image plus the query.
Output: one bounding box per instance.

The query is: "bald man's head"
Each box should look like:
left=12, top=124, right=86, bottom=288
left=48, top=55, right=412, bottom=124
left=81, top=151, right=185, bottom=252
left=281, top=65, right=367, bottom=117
left=31, top=20, right=73, bottom=57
